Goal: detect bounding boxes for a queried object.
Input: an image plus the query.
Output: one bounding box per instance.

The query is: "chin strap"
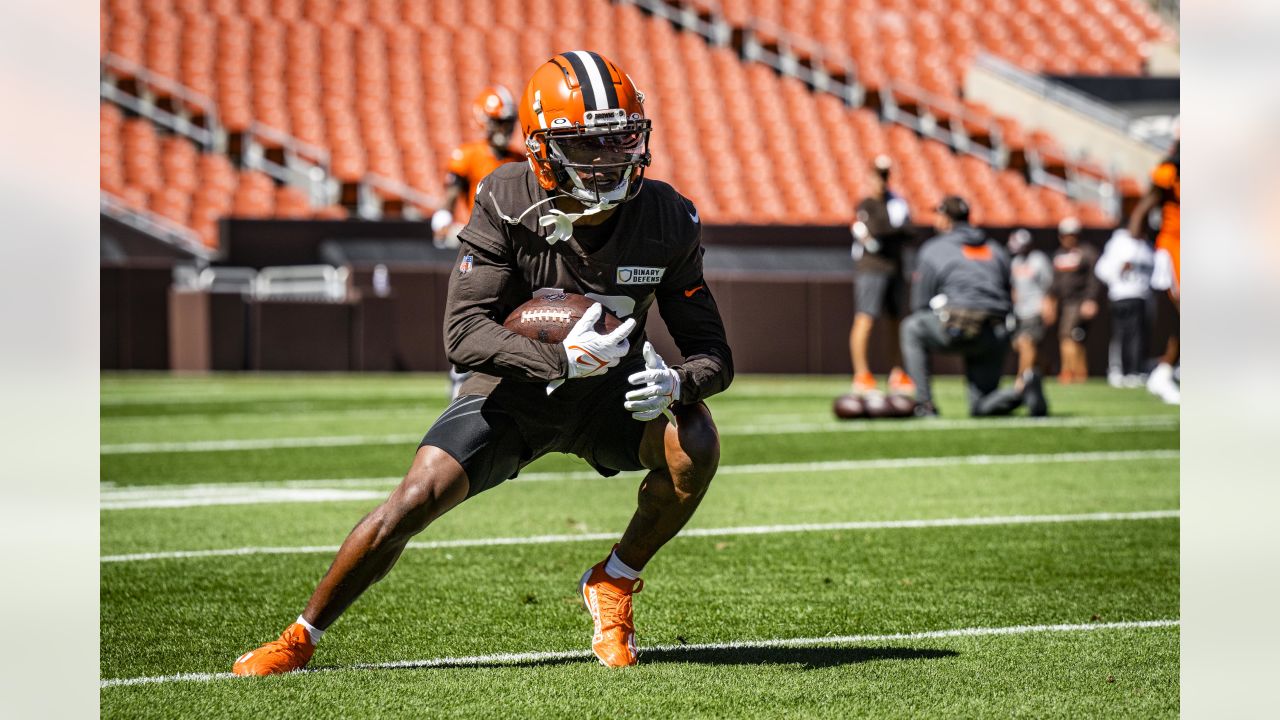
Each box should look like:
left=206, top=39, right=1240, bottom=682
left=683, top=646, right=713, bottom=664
left=488, top=191, right=617, bottom=245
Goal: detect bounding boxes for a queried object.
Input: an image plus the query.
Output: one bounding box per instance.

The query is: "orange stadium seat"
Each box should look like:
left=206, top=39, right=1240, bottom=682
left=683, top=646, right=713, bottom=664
left=102, top=0, right=1140, bottom=227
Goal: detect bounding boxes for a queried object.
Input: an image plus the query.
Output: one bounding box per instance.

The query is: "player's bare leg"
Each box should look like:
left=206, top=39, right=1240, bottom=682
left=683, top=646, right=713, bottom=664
left=302, top=447, right=469, bottom=627
left=884, top=315, right=915, bottom=395
left=1015, top=335, right=1036, bottom=377
left=1148, top=290, right=1180, bottom=403
left=850, top=313, right=877, bottom=392
left=580, top=402, right=719, bottom=667
left=1059, top=338, right=1081, bottom=382
left=619, top=402, right=719, bottom=568
left=233, top=446, right=470, bottom=675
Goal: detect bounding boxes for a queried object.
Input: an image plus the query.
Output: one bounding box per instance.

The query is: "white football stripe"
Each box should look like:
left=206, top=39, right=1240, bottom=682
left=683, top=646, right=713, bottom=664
left=99, top=618, right=1179, bottom=688
left=99, top=415, right=1177, bottom=454
left=99, top=509, right=1178, bottom=563
left=100, top=449, right=1180, bottom=507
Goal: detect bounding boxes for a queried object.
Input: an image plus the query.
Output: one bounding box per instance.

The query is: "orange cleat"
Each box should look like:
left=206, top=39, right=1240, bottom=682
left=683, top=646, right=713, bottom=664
left=851, top=372, right=880, bottom=396
left=887, top=367, right=916, bottom=397
left=580, top=558, right=643, bottom=667
left=231, top=623, right=316, bottom=676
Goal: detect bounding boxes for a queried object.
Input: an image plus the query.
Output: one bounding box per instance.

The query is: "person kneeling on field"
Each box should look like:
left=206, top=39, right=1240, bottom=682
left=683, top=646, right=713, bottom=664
left=231, top=50, right=733, bottom=674
left=900, top=196, right=1047, bottom=418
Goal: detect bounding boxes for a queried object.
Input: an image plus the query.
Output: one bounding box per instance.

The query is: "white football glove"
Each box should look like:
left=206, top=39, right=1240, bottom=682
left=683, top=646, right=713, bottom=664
left=624, top=342, right=681, bottom=422
left=562, top=303, right=636, bottom=380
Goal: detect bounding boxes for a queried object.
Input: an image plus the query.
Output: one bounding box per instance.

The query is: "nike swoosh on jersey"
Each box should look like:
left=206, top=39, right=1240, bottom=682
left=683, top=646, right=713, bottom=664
left=683, top=285, right=705, bottom=298
left=688, top=207, right=699, bottom=223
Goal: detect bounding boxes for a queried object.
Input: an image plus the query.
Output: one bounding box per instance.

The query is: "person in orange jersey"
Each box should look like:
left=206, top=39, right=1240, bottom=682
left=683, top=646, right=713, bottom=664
left=434, top=86, right=527, bottom=397
left=430, top=85, right=525, bottom=248
left=232, top=51, right=732, bottom=675
left=1127, top=139, right=1180, bottom=404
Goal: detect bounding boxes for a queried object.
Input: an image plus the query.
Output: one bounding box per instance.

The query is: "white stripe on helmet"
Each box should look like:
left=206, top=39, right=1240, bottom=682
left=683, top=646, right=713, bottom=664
left=570, top=50, right=610, bottom=109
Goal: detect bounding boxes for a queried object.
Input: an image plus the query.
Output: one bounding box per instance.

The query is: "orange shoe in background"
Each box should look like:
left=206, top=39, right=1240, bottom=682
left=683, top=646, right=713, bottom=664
left=851, top=372, right=879, bottom=396
left=232, top=623, right=316, bottom=676
left=580, top=559, right=643, bottom=667
left=887, top=367, right=916, bottom=397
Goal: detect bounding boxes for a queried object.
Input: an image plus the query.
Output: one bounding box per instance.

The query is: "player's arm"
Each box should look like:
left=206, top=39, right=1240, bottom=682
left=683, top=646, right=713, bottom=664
left=1127, top=163, right=1173, bottom=239
left=654, top=237, right=734, bottom=405
left=443, top=212, right=568, bottom=382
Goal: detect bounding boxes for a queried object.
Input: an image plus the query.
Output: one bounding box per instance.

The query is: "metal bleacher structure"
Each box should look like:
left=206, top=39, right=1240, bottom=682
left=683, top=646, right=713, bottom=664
left=100, top=0, right=1175, bottom=255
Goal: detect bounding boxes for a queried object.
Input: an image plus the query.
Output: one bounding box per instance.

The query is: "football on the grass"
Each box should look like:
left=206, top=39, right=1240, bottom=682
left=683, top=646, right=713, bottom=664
left=833, top=393, right=866, bottom=420
left=502, top=292, right=621, bottom=344
left=885, top=393, right=919, bottom=417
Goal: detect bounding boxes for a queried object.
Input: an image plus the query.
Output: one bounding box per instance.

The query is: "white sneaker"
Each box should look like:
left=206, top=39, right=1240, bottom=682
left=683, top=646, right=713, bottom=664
left=1107, top=369, right=1124, bottom=388
left=1147, top=363, right=1180, bottom=405
left=1122, top=374, right=1146, bottom=389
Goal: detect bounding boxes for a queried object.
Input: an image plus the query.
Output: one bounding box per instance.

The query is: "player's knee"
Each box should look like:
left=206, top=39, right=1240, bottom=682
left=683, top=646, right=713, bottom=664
left=669, top=404, right=720, bottom=480
left=379, top=447, right=468, bottom=539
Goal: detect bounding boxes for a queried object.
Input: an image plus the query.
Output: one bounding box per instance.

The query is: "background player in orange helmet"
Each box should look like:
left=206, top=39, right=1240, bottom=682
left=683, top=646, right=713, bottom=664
left=1128, top=138, right=1180, bottom=404
left=430, top=85, right=525, bottom=248
left=232, top=50, right=731, bottom=674
left=435, top=86, right=526, bottom=397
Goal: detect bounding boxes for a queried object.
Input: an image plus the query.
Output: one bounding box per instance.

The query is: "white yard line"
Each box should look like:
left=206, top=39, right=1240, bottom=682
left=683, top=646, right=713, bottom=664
left=99, top=509, right=1178, bottom=563
left=99, top=414, right=1178, bottom=455
left=99, top=618, right=1179, bottom=688
left=101, top=449, right=1180, bottom=507
left=101, top=488, right=387, bottom=511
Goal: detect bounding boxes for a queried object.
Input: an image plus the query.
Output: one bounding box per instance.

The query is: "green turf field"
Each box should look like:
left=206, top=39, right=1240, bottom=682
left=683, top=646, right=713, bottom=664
left=100, top=373, right=1179, bottom=718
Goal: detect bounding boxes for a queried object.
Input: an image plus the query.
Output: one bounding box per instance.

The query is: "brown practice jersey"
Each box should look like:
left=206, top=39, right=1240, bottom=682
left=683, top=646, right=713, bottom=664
left=444, top=162, right=732, bottom=443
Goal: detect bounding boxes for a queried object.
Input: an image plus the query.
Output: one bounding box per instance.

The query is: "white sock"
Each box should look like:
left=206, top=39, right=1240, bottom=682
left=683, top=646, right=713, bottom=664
left=603, top=550, right=642, bottom=580
left=296, top=615, right=325, bottom=645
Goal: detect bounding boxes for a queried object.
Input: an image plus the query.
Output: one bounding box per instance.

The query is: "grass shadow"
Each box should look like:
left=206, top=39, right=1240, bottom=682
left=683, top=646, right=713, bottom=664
left=638, top=644, right=957, bottom=669
left=331, top=645, right=958, bottom=673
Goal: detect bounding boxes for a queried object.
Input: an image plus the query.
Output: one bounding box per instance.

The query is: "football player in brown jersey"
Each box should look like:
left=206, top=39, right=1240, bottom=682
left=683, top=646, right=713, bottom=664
left=232, top=51, right=733, bottom=675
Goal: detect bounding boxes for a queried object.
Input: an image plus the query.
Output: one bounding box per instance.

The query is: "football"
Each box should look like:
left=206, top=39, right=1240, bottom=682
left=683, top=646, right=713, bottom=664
left=863, top=392, right=891, bottom=418
left=502, top=292, right=622, bottom=344
left=885, top=393, right=919, bottom=417
left=833, top=393, right=866, bottom=420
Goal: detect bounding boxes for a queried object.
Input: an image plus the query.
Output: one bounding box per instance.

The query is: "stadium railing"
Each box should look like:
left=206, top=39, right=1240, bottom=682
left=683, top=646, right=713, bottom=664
left=100, top=191, right=215, bottom=262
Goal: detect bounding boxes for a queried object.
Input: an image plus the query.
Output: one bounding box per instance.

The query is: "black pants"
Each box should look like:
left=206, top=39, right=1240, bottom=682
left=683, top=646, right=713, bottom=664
left=900, top=310, right=1022, bottom=416
left=1108, top=298, right=1149, bottom=376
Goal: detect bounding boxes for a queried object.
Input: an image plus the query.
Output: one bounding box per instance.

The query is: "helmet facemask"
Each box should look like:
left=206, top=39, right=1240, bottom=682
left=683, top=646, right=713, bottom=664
left=528, top=109, right=652, bottom=210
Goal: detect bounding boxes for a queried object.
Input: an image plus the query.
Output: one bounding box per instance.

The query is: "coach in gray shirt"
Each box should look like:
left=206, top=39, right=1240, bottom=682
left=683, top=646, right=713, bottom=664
left=900, top=196, right=1047, bottom=417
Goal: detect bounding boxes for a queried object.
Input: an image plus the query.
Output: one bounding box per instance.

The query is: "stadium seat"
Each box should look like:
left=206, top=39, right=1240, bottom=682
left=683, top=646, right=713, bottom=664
left=102, top=0, right=1140, bottom=227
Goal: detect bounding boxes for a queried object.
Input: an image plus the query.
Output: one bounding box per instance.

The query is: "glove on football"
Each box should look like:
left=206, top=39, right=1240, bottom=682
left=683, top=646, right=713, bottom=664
left=624, top=342, right=681, bottom=421
left=562, top=303, right=635, bottom=380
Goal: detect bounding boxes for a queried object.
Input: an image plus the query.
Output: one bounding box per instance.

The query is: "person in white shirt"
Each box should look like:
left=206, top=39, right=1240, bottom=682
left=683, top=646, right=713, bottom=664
left=1094, top=229, right=1154, bottom=387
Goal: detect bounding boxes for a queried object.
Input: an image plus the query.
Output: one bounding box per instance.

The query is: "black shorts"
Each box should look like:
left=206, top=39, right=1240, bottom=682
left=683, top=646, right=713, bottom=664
left=854, top=268, right=904, bottom=319
left=1058, top=301, right=1090, bottom=342
left=419, top=374, right=650, bottom=498
left=1013, top=315, right=1046, bottom=344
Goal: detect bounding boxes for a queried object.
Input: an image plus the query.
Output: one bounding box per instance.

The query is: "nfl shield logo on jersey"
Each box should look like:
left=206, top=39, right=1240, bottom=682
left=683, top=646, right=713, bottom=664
left=459, top=254, right=474, bottom=274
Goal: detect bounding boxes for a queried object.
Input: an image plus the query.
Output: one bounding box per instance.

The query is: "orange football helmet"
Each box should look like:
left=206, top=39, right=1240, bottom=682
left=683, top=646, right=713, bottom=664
left=519, top=50, right=651, bottom=208
left=473, top=85, right=517, bottom=149
left=473, top=85, right=517, bottom=125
